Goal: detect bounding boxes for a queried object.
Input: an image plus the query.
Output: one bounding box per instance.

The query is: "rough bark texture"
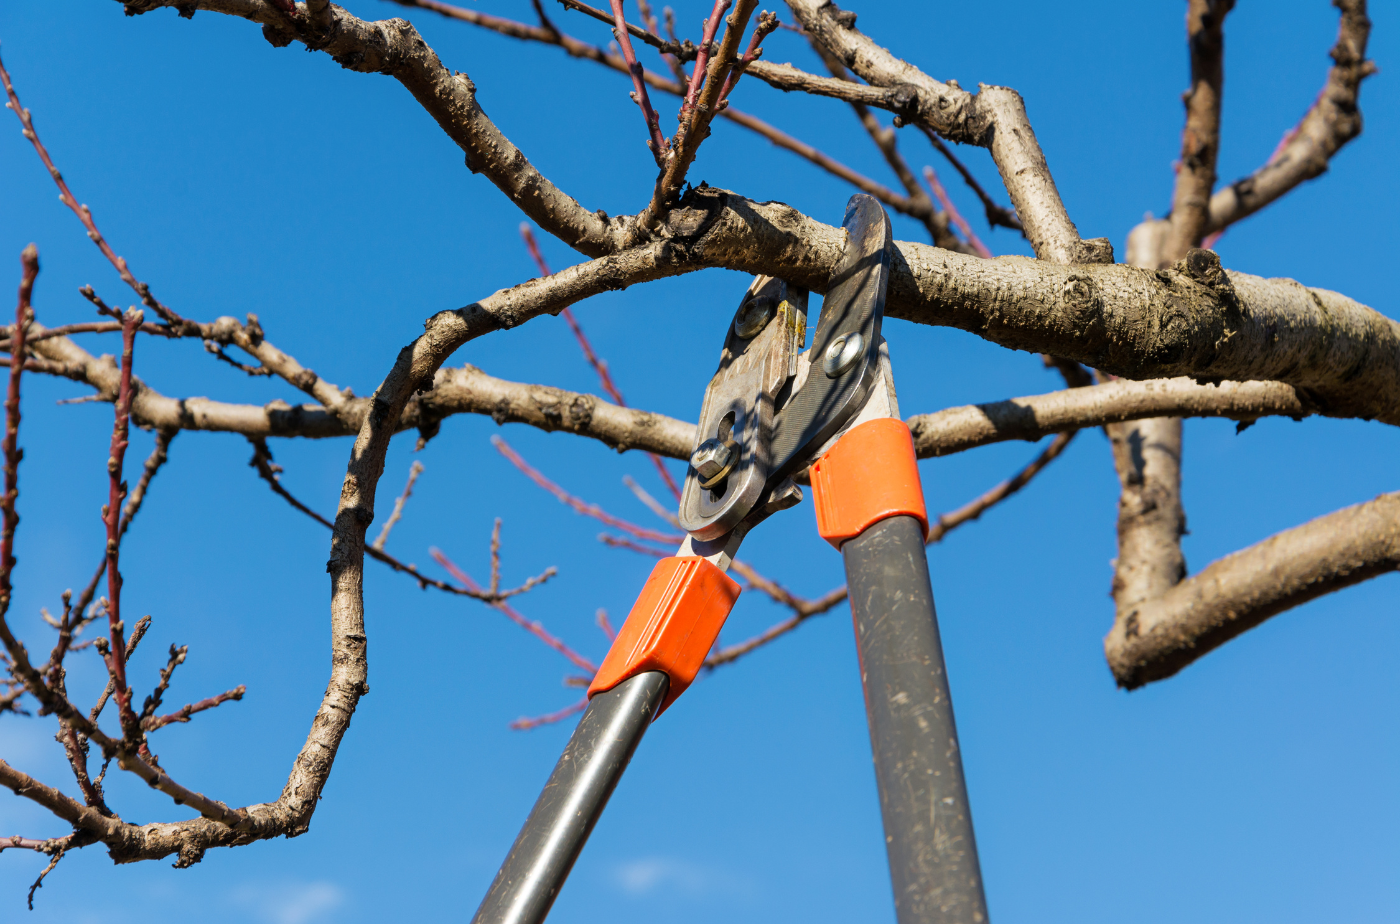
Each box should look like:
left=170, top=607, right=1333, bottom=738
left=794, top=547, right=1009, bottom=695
left=0, top=0, right=1381, bottom=877
left=907, top=378, right=1312, bottom=457
left=1129, top=0, right=1373, bottom=253
left=1106, top=492, right=1400, bottom=688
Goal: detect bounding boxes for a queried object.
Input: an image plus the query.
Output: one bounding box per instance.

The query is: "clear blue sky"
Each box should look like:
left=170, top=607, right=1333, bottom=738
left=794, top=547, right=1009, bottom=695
left=1, top=2, right=1397, bottom=922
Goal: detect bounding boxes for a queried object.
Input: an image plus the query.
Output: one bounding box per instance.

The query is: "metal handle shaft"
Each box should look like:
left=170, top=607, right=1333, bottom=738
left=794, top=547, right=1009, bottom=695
left=470, top=671, right=669, bottom=924
left=842, top=515, right=989, bottom=924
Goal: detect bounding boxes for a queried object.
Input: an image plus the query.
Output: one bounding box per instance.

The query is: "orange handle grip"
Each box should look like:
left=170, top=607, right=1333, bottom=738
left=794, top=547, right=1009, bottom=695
left=588, top=556, right=741, bottom=716
left=810, top=418, right=929, bottom=549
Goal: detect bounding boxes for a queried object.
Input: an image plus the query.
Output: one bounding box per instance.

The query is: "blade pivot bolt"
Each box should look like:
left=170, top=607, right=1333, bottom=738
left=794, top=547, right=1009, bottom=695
left=823, top=332, right=864, bottom=377
left=691, top=437, right=738, bottom=488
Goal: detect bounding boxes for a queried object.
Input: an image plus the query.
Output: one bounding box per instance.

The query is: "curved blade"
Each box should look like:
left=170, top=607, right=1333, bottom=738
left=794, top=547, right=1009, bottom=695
left=769, top=194, right=892, bottom=481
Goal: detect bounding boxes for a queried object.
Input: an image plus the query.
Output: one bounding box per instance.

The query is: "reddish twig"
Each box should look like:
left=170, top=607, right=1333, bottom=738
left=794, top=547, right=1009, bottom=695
left=99, top=309, right=144, bottom=746
left=599, top=532, right=671, bottom=557
left=923, top=165, right=992, bottom=259
left=69, top=430, right=176, bottom=635
left=1, top=834, right=76, bottom=854
left=680, top=0, right=731, bottom=120
left=510, top=696, right=588, bottom=730
left=0, top=52, right=189, bottom=331
left=920, top=127, right=1023, bottom=233
left=926, top=431, right=1078, bottom=544
left=492, top=435, right=683, bottom=544
left=141, top=685, right=246, bottom=732
left=608, top=0, right=670, bottom=160
left=430, top=547, right=598, bottom=673
left=0, top=246, right=36, bottom=619
left=622, top=474, right=680, bottom=526
left=638, top=0, right=758, bottom=234
left=595, top=608, right=616, bottom=642
left=520, top=224, right=683, bottom=499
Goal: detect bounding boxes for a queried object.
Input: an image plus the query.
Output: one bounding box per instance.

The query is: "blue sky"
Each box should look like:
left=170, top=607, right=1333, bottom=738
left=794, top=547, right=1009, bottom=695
left=1, top=2, right=1397, bottom=922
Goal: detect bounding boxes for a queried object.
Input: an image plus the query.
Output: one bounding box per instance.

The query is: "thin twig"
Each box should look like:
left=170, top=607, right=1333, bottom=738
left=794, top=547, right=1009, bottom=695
left=923, top=165, right=992, bottom=258
left=679, top=0, right=731, bottom=120
left=599, top=532, right=671, bottom=557
left=520, top=224, right=683, bottom=499
left=27, top=841, right=66, bottom=910
left=492, top=435, right=683, bottom=544
left=99, top=308, right=145, bottom=747
left=621, top=474, right=681, bottom=527
left=371, top=460, right=423, bottom=551
left=430, top=548, right=597, bottom=673
left=90, top=614, right=151, bottom=722
left=69, top=430, right=176, bottom=634
left=248, top=439, right=552, bottom=601
left=141, top=685, right=246, bottom=732
left=138, top=644, right=187, bottom=723
left=920, top=127, right=1023, bottom=233
left=0, top=52, right=191, bottom=331
left=717, top=11, right=779, bottom=104
left=608, top=0, right=670, bottom=160
left=0, top=246, right=36, bottom=619
left=510, top=696, right=588, bottom=730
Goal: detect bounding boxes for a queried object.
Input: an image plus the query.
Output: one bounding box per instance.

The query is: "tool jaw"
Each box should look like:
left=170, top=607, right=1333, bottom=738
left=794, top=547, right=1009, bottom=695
left=678, top=193, right=895, bottom=545
left=678, top=275, right=807, bottom=541
left=768, top=194, right=893, bottom=484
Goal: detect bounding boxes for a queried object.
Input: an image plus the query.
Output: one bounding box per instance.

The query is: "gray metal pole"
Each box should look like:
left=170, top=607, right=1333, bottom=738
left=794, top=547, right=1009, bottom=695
left=470, top=671, right=669, bottom=924
left=842, top=515, right=990, bottom=924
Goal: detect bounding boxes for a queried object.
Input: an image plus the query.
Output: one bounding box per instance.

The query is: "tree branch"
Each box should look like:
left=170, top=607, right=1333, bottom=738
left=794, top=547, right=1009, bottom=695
left=786, top=0, right=1105, bottom=264
left=908, top=377, right=1311, bottom=457
left=122, top=0, right=628, bottom=254
left=384, top=0, right=952, bottom=226
left=1105, top=491, right=1400, bottom=688
left=1210, top=0, right=1373, bottom=232
left=1128, top=0, right=1374, bottom=260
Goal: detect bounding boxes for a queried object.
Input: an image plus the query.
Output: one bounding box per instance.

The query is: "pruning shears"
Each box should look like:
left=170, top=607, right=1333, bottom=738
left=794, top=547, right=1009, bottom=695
left=471, top=196, right=990, bottom=924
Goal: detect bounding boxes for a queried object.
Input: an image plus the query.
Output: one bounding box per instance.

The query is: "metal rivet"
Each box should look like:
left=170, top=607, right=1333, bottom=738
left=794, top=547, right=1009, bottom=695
left=691, top=437, right=737, bottom=489
left=733, top=296, right=777, bottom=339
left=822, top=332, right=864, bottom=377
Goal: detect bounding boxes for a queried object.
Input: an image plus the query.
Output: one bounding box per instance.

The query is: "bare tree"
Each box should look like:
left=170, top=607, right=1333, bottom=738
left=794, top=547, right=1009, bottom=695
left=0, top=0, right=1389, bottom=911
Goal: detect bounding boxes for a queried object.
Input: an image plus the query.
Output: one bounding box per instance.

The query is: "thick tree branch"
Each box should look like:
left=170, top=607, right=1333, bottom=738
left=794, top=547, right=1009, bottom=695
left=1108, top=1, right=1231, bottom=665
left=907, top=377, right=1310, bottom=458
left=22, top=193, right=1400, bottom=437
left=1105, top=491, right=1400, bottom=688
